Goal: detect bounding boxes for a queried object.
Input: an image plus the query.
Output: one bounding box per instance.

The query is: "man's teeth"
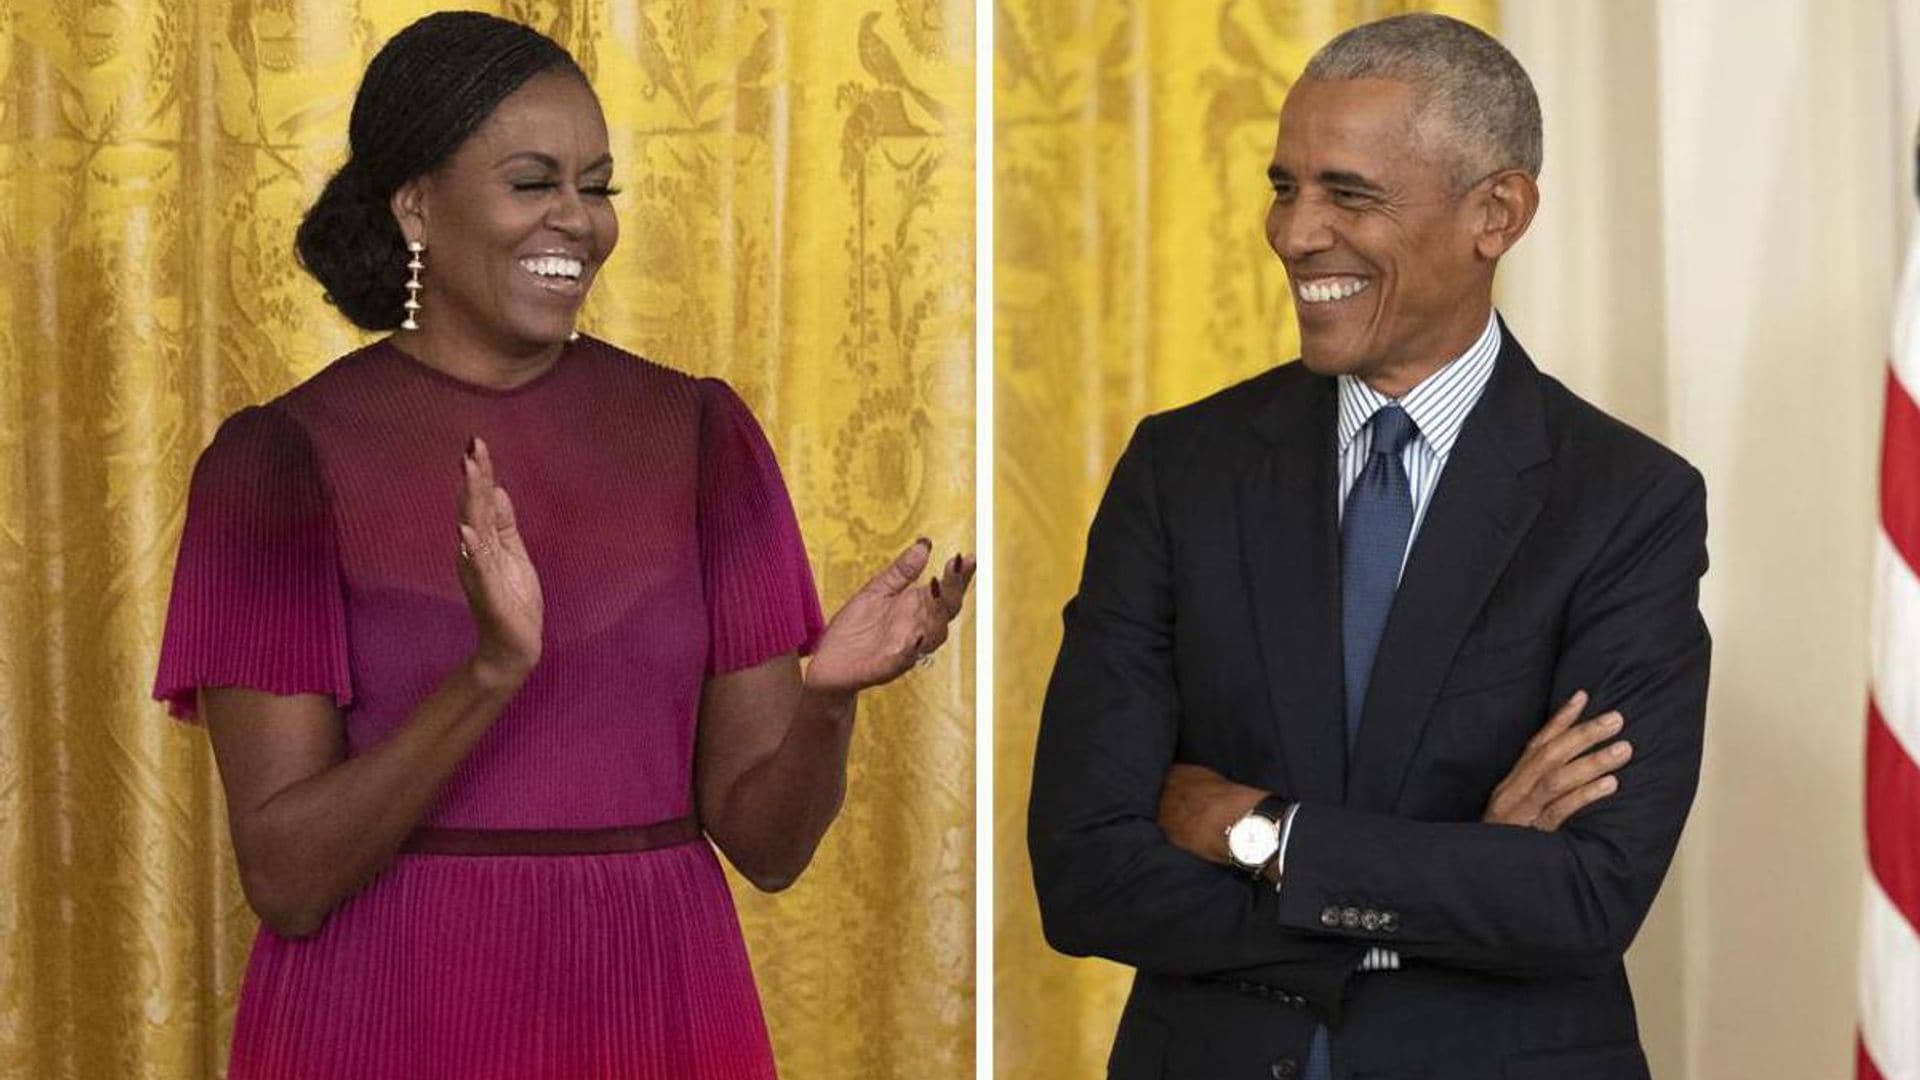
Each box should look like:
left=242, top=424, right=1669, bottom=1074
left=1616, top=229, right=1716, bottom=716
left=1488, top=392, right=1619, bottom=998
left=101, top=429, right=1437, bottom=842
left=1297, top=278, right=1370, bottom=304
left=520, top=256, right=583, bottom=280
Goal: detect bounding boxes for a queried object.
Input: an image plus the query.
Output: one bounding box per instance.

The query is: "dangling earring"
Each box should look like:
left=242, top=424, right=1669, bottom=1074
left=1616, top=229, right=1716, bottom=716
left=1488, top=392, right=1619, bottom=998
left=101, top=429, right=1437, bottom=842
left=401, top=240, right=425, bottom=330
left=568, top=329, right=580, bottom=342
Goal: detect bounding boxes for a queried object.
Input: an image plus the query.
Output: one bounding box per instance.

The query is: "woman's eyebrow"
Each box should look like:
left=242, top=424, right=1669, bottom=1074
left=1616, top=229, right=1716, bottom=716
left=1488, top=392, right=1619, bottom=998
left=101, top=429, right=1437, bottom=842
left=491, top=151, right=615, bottom=171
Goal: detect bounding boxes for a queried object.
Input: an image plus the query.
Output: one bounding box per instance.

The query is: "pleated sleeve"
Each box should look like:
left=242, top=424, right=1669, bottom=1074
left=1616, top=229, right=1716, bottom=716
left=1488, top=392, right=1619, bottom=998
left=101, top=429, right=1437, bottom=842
left=152, top=405, right=353, bottom=719
left=696, top=378, right=826, bottom=674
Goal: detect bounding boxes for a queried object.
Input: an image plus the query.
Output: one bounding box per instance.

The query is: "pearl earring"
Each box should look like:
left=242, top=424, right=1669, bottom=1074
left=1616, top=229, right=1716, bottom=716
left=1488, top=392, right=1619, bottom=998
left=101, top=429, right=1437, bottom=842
left=401, top=240, right=425, bottom=330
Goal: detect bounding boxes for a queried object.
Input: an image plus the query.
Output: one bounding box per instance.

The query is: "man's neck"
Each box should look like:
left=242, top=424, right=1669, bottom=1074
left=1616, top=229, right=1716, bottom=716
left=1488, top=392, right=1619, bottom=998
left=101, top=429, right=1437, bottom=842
left=1358, top=302, right=1496, bottom=400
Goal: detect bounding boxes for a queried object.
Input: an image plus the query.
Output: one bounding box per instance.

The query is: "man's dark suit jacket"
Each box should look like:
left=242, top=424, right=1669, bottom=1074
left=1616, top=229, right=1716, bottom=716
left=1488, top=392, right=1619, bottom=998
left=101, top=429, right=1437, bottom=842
left=1029, top=326, right=1708, bottom=1080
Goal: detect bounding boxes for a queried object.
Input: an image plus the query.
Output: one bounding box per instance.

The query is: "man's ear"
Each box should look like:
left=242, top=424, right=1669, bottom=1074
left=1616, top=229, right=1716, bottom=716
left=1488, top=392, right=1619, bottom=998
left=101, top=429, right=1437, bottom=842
left=1474, top=169, right=1539, bottom=260
left=390, top=177, right=427, bottom=245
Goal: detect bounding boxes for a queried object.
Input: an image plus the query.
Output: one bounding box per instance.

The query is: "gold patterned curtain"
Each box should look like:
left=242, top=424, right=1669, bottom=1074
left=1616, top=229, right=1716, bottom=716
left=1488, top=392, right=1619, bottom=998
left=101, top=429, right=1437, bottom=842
left=992, top=1, right=1494, bottom=1075
left=0, top=1, right=972, bottom=1077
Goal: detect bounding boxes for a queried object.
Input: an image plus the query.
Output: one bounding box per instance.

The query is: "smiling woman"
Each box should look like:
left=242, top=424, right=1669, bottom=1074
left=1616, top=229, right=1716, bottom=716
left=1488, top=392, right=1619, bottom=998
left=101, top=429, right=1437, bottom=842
left=149, top=11, right=970, bottom=1080
left=382, top=73, right=618, bottom=373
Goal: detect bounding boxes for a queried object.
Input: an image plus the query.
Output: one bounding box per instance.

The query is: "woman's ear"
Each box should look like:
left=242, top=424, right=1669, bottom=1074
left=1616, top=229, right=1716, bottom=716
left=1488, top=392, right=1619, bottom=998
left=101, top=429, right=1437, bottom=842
left=390, top=177, right=427, bottom=244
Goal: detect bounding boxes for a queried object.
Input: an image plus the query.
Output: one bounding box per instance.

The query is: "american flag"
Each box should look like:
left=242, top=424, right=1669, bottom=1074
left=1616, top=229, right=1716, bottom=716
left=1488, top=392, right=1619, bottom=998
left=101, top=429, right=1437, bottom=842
left=1861, top=132, right=1920, bottom=1080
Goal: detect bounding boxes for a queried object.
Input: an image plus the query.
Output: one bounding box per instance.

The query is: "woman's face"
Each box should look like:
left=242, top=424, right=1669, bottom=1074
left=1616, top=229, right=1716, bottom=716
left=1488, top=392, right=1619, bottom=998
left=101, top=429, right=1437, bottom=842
left=392, top=69, right=619, bottom=354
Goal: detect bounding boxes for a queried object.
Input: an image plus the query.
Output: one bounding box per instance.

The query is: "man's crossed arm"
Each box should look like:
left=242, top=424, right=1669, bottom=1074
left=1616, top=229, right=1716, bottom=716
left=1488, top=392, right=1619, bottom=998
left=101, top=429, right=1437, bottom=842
left=1027, top=418, right=1709, bottom=1018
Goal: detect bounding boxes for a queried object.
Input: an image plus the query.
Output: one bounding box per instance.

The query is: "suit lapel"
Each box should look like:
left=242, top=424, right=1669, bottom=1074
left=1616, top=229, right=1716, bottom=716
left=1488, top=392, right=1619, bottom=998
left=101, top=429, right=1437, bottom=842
left=1345, top=329, right=1555, bottom=812
left=1238, top=372, right=1347, bottom=806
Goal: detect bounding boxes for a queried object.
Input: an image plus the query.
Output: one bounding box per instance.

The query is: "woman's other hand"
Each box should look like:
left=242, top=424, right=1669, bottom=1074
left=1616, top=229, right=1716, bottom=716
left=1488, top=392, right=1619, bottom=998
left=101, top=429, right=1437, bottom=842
left=456, top=437, right=543, bottom=685
left=805, top=539, right=975, bottom=694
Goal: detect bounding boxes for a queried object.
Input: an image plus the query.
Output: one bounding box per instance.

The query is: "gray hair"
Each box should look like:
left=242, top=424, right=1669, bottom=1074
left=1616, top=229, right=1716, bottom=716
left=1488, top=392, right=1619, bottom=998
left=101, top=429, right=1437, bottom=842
left=1303, top=13, right=1542, bottom=188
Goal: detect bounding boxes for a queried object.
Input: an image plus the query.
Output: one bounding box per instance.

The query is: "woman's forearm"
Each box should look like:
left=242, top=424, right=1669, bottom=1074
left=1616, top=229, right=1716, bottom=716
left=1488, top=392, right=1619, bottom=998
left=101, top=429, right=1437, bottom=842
left=223, top=658, right=524, bottom=937
left=704, top=685, right=858, bottom=892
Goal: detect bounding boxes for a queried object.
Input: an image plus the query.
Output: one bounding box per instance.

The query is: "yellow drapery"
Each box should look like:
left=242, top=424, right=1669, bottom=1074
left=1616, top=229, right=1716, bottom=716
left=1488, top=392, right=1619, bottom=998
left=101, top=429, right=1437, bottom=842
left=0, top=1, right=972, bottom=1077
left=992, top=1, right=1494, bottom=1075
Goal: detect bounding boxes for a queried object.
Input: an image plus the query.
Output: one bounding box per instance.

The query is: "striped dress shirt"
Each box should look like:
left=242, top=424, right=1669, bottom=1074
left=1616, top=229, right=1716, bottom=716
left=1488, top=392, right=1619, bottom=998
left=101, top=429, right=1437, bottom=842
left=1282, top=309, right=1503, bottom=973
left=1335, top=310, right=1503, bottom=556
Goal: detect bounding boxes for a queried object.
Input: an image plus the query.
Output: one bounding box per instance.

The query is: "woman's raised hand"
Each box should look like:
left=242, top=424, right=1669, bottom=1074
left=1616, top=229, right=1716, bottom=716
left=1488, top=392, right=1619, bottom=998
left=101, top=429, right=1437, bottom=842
left=455, top=437, right=544, bottom=684
left=805, top=539, right=975, bottom=695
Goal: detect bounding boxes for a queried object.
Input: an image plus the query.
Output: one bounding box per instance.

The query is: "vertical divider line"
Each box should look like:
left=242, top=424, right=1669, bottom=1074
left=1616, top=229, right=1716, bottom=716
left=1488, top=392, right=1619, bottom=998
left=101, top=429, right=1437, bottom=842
left=974, top=0, right=996, bottom=1075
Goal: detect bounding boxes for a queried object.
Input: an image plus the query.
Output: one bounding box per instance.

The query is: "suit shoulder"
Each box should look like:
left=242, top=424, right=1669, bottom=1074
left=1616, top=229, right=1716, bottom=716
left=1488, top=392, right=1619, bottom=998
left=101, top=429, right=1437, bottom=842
left=1536, top=373, right=1702, bottom=495
left=1133, top=362, right=1312, bottom=457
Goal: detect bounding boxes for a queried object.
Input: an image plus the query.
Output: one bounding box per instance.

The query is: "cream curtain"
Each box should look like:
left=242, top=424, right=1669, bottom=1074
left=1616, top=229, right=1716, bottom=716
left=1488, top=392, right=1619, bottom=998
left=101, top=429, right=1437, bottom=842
left=0, top=2, right=973, bottom=1077
left=1500, top=2, right=1905, bottom=1076
left=992, top=2, right=1496, bottom=1076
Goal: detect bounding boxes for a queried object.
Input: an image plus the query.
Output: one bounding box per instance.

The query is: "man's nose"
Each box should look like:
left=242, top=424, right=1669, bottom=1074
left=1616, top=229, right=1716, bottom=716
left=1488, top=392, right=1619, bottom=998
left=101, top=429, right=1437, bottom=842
left=1268, top=198, right=1335, bottom=260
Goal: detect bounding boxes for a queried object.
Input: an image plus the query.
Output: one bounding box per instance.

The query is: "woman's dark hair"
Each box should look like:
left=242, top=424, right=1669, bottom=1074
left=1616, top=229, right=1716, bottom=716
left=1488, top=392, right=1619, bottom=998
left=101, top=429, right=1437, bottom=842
left=296, top=12, right=585, bottom=331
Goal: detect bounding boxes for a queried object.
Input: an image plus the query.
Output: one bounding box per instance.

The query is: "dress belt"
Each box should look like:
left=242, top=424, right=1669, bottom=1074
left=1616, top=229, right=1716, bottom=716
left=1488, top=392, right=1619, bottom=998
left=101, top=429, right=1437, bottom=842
left=399, top=816, right=702, bottom=856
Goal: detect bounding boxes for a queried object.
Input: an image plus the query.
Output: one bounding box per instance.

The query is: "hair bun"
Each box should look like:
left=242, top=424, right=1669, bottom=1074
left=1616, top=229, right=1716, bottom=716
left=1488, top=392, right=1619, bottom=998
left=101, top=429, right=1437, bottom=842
left=295, top=163, right=408, bottom=331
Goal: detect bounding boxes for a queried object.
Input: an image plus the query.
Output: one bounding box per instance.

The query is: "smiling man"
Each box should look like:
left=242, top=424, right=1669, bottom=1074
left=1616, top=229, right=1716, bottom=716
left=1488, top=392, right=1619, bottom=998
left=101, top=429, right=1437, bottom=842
left=1028, top=14, right=1708, bottom=1080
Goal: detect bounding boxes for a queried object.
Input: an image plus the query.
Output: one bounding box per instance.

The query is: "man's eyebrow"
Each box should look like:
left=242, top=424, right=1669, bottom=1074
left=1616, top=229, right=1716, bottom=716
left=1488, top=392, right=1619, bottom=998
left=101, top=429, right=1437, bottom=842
left=1317, top=169, right=1384, bottom=192
left=492, top=151, right=615, bottom=171
left=1265, top=166, right=1385, bottom=193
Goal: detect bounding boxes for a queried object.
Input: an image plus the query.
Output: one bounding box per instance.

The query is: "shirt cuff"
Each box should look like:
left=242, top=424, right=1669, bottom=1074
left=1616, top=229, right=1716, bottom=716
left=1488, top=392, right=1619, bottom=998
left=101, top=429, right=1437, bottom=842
left=1269, top=802, right=1300, bottom=893
left=1359, top=947, right=1402, bottom=971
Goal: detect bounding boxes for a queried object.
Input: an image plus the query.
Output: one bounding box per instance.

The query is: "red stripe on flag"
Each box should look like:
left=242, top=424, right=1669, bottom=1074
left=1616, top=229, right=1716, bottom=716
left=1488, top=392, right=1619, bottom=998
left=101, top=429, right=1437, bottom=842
left=1867, top=698, right=1920, bottom=936
left=1859, top=1033, right=1885, bottom=1080
left=1886, top=368, right=1920, bottom=573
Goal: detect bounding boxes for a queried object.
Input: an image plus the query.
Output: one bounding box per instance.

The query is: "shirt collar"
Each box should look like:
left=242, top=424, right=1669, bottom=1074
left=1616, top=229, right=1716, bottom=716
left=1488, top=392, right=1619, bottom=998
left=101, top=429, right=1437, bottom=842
left=1336, top=309, right=1502, bottom=459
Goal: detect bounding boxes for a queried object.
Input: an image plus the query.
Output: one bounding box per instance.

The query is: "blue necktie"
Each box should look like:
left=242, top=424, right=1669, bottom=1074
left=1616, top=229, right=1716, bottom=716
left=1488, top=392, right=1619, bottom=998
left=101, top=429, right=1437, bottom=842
left=1304, top=405, right=1417, bottom=1080
left=1340, top=405, right=1417, bottom=744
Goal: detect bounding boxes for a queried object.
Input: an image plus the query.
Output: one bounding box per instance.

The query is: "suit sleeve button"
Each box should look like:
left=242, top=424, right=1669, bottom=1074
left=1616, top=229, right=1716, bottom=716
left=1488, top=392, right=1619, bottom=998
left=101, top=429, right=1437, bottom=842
left=1271, top=1059, right=1299, bottom=1079
left=1340, top=906, right=1362, bottom=929
left=1380, top=911, right=1399, bottom=933
left=1320, top=905, right=1341, bottom=928
left=1360, top=909, right=1382, bottom=931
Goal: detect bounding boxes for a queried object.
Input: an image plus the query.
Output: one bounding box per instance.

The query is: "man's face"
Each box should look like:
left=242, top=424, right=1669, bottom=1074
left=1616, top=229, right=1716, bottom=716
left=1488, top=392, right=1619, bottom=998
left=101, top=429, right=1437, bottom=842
left=1265, top=78, right=1492, bottom=395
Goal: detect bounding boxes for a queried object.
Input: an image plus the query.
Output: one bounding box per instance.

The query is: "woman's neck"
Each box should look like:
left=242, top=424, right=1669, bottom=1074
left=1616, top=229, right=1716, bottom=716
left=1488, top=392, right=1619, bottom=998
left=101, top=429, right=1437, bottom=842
left=388, top=324, right=564, bottom=391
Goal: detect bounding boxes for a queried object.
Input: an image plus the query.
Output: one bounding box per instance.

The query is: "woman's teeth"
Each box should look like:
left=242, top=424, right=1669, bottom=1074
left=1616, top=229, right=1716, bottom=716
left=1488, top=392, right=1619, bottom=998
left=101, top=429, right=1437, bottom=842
left=1297, top=277, right=1370, bottom=304
left=519, top=255, right=583, bottom=281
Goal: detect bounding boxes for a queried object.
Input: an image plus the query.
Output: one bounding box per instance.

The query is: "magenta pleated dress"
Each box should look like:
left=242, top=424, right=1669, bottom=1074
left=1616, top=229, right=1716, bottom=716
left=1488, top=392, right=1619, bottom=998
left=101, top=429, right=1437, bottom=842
left=153, top=337, right=825, bottom=1079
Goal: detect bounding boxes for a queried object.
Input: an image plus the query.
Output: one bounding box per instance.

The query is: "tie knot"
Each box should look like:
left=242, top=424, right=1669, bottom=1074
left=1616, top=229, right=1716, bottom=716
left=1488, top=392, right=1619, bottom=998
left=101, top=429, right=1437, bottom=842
left=1369, top=406, right=1417, bottom=456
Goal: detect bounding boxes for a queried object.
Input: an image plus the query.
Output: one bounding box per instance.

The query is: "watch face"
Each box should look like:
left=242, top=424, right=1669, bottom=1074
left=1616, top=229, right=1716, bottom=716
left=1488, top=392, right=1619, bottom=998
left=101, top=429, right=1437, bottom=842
left=1226, top=815, right=1280, bottom=867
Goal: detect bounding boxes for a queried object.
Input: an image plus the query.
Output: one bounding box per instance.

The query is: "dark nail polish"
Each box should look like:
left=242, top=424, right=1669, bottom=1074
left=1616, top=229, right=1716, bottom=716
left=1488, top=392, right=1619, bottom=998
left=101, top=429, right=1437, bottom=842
left=931, top=579, right=942, bottom=598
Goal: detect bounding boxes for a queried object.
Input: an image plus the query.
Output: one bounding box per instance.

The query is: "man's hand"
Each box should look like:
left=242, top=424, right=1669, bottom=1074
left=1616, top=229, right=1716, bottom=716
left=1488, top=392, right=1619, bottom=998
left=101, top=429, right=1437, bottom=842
left=1483, top=691, right=1631, bottom=831
left=1157, top=763, right=1270, bottom=865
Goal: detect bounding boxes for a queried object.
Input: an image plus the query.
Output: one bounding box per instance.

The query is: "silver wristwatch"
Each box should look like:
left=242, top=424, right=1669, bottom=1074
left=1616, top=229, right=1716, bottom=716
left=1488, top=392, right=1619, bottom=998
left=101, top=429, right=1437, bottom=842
left=1224, top=796, right=1292, bottom=877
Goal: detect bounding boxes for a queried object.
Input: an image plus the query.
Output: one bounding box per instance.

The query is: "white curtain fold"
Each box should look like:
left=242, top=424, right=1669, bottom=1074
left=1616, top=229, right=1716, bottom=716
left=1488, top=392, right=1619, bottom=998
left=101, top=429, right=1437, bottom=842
left=1500, top=2, right=1905, bottom=1076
